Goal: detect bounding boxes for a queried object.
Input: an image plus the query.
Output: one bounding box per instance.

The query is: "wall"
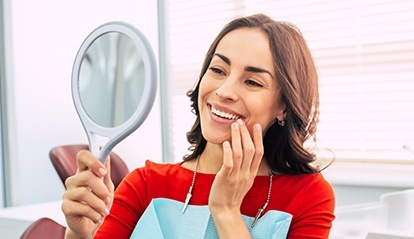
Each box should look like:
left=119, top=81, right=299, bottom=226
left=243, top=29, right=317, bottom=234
left=333, top=185, right=407, bottom=206
left=5, top=0, right=162, bottom=206
left=323, top=162, right=414, bottom=207
left=0, top=119, right=3, bottom=207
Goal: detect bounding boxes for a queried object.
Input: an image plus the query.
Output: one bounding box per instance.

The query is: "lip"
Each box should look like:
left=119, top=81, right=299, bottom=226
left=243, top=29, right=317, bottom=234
left=208, top=103, right=244, bottom=123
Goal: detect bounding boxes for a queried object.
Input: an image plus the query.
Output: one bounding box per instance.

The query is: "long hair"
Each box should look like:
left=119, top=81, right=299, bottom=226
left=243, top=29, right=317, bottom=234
left=183, top=14, right=320, bottom=174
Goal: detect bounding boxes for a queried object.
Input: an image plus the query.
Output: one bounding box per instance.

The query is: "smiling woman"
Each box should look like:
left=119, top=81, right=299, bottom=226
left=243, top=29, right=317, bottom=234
left=62, top=14, right=335, bottom=239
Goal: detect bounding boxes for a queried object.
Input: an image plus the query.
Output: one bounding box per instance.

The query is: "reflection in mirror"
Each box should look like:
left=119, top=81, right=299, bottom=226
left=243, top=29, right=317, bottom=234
left=79, top=32, right=145, bottom=128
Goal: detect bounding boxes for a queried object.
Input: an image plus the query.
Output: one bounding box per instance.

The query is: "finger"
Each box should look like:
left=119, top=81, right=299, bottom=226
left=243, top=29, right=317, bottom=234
left=65, top=170, right=111, bottom=201
left=77, top=150, right=107, bottom=177
left=62, top=198, right=106, bottom=224
left=251, top=123, right=264, bottom=174
left=237, top=119, right=255, bottom=172
left=63, top=187, right=110, bottom=218
left=103, top=157, right=114, bottom=207
left=231, top=120, right=243, bottom=170
left=221, top=141, right=233, bottom=176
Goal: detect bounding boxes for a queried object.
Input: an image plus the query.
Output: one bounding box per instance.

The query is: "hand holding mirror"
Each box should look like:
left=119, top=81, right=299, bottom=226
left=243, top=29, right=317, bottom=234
left=72, top=21, right=157, bottom=163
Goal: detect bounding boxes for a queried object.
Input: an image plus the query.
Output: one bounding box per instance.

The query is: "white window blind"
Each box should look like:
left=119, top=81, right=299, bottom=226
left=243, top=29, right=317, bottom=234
left=162, top=0, right=414, bottom=163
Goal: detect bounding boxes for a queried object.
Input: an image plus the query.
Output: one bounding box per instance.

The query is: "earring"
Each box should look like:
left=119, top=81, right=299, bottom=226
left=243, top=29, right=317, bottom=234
left=277, top=119, right=286, bottom=126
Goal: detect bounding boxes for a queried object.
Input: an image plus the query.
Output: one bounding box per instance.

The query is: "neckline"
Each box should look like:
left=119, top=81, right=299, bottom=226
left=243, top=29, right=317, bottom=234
left=180, top=155, right=274, bottom=227
left=179, top=160, right=274, bottom=177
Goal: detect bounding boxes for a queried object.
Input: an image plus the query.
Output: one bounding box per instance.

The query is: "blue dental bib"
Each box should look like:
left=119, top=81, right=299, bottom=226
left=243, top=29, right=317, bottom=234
left=130, top=198, right=292, bottom=239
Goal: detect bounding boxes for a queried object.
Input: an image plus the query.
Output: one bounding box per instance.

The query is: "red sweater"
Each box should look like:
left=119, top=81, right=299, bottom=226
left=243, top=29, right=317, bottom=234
left=95, top=160, right=335, bottom=238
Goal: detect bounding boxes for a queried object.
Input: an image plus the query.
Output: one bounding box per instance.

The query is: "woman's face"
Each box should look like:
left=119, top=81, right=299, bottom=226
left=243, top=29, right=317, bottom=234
left=198, top=27, right=285, bottom=144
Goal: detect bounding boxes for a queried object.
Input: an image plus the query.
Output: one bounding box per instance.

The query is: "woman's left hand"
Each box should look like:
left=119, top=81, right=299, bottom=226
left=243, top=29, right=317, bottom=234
left=208, top=119, right=263, bottom=237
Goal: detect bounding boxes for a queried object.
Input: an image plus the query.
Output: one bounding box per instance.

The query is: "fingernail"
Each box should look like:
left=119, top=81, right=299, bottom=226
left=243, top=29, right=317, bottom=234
left=104, top=208, right=110, bottom=216
left=233, top=122, right=239, bottom=131
left=237, top=118, right=244, bottom=126
left=223, top=141, right=230, bottom=148
left=99, top=167, right=107, bottom=176
left=255, top=124, right=262, bottom=131
left=105, top=197, right=111, bottom=205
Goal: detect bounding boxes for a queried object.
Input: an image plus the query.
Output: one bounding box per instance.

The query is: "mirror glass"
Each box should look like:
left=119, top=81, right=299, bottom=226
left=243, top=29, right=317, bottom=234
left=79, top=32, right=145, bottom=128
left=72, top=22, right=157, bottom=162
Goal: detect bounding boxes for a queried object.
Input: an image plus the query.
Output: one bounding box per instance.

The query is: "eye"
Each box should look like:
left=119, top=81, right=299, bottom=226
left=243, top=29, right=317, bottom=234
left=209, top=67, right=225, bottom=75
left=245, top=79, right=263, bottom=87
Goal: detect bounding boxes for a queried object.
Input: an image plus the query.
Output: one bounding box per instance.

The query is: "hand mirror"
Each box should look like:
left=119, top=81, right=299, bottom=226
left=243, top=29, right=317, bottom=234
left=72, top=21, right=157, bottom=163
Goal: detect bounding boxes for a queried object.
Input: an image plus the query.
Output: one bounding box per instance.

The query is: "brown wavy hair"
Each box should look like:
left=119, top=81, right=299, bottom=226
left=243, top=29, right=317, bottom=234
left=183, top=14, right=320, bottom=174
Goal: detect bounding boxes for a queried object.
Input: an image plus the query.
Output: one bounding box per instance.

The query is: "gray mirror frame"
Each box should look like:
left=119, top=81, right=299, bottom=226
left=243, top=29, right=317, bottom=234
left=72, top=21, right=157, bottom=163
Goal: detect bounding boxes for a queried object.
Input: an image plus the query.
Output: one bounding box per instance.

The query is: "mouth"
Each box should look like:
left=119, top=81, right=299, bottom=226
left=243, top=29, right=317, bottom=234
left=209, top=104, right=243, bottom=121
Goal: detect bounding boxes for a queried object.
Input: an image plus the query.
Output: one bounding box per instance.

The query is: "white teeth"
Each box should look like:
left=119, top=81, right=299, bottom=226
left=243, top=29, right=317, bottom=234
left=211, top=107, right=239, bottom=120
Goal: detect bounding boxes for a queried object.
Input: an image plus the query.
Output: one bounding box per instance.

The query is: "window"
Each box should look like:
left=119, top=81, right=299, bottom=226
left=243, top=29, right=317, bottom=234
left=160, top=0, right=414, bottom=165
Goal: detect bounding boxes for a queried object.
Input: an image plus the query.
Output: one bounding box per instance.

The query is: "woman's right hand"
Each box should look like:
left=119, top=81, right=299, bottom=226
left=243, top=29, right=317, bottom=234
left=61, top=150, right=114, bottom=239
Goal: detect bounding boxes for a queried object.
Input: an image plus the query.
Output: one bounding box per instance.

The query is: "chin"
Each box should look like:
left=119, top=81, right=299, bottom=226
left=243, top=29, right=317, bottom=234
left=205, top=138, right=227, bottom=145
left=201, top=129, right=231, bottom=145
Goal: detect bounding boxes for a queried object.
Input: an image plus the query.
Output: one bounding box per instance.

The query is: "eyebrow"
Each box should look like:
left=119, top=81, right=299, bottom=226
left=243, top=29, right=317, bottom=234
left=214, top=53, right=274, bottom=79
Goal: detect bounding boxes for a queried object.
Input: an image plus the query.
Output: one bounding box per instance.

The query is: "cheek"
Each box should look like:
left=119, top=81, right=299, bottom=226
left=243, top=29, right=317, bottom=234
left=251, top=101, right=280, bottom=131
left=246, top=117, right=276, bottom=138
left=198, top=77, right=215, bottom=103
left=197, top=79, right=207, bottom=108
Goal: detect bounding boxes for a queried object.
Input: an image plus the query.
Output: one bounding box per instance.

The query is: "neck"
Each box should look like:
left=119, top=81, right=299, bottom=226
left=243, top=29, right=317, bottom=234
left=197, top=142, right=223, bottom=174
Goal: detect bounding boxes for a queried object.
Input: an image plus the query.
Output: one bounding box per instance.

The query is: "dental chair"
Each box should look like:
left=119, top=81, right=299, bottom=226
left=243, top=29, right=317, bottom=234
left=49, top=144, right=129, bottom=189
left=20, top=217, right=65, bottom=239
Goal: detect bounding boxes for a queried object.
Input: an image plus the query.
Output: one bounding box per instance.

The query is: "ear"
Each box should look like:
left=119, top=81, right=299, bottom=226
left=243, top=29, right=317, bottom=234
left=275, top=104, right=287, bottom=122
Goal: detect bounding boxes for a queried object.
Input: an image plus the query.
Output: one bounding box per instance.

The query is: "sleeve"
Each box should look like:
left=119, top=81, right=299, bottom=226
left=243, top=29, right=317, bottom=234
left=287, top=174, right=336, bottom=239
left=94, top=163, right=151, bottom=239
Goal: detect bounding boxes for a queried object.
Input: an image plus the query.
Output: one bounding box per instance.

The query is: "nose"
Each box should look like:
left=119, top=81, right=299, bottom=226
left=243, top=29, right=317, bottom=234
left=215, top=74, right=240, bottom=101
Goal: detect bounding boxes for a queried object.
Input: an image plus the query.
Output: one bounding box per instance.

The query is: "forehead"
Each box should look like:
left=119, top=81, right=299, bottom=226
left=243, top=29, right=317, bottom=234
left=214, top=28, right=274, bottom=71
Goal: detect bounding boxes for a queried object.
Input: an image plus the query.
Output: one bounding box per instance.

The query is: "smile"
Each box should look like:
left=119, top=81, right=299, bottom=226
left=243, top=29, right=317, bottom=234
left=210, top=106, right=241, bottom=120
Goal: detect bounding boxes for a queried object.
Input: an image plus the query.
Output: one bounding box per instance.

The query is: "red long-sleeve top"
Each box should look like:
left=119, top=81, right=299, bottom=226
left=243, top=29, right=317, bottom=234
left=95, top=160, right=335, bottom=238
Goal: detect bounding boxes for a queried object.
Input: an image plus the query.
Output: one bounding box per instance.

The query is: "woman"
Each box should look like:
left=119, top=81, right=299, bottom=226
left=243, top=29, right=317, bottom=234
left=62, top=14, right=335, bottom=239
